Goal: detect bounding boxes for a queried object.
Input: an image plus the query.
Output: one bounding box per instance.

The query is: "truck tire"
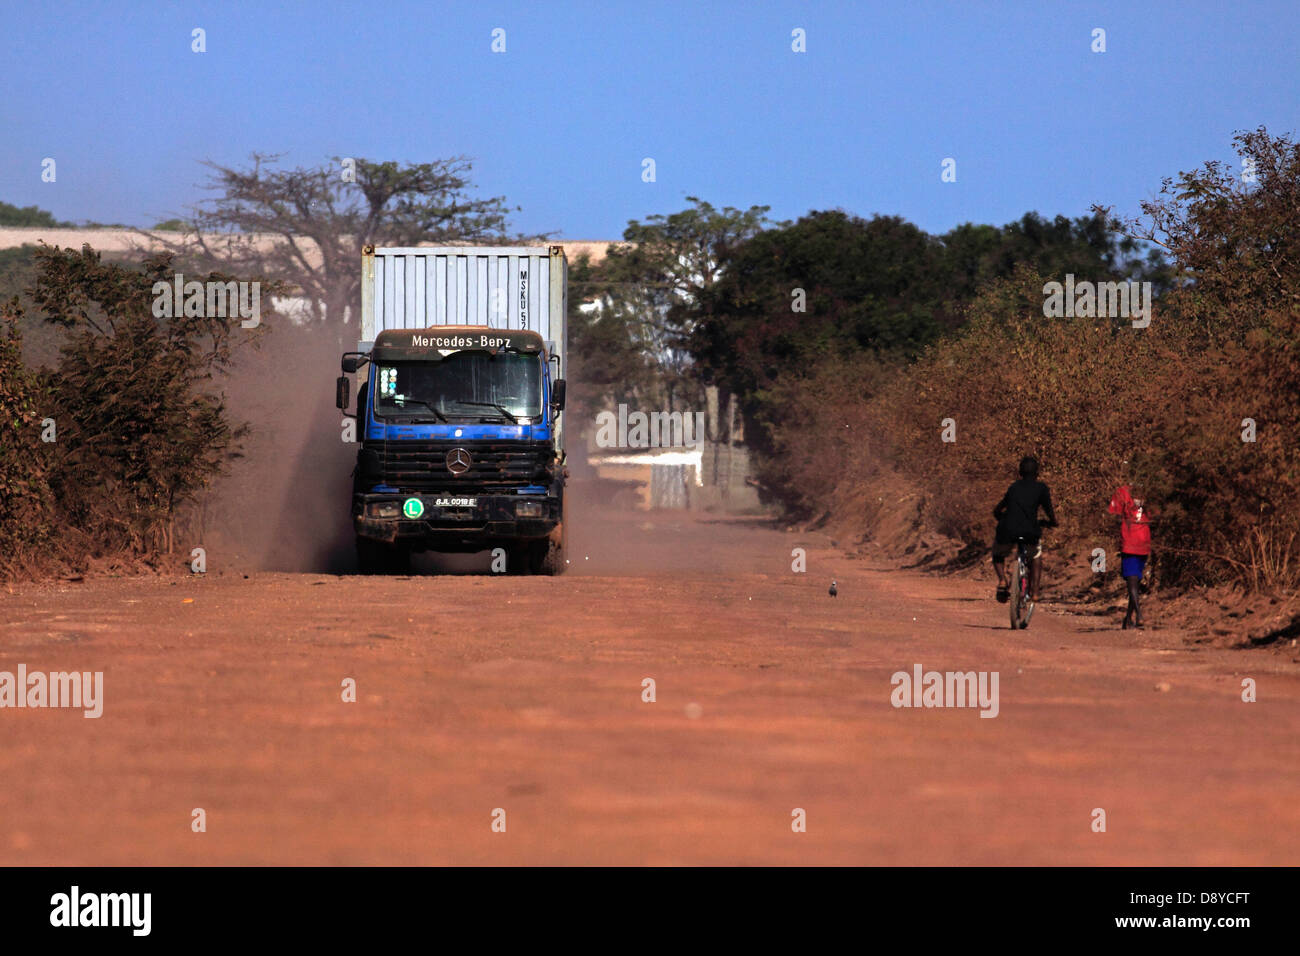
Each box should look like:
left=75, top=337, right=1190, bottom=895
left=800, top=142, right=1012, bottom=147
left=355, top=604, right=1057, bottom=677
left=356, top=537, right=410, bottom=574
left=529, top=521, right=566, bottom=576
left=505, top=543, right=532, bottom=575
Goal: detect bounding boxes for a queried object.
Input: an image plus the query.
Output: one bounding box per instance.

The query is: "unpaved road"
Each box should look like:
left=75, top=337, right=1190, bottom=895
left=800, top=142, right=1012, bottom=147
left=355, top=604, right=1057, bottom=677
left=2, top=500, right=1297, bottom=865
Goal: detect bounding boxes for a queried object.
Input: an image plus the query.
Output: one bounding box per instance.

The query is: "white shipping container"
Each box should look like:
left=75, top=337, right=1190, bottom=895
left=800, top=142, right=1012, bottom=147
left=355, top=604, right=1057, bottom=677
left=359, top=245, right=568, bottom=375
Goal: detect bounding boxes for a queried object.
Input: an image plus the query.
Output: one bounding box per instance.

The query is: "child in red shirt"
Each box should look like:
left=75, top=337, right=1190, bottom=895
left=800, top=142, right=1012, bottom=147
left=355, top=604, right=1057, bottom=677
left=1108, top=484, right=1152, bottom=629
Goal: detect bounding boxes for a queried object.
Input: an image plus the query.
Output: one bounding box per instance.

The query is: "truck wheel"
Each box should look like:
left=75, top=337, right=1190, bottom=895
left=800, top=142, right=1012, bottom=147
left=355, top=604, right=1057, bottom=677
left=530, top=522, right=566, bottom=576
left=505, top=543, right=532, bottom=575
left=389, top=544, right=411, bottom=574
left=356, top=538, right=409, bottom=574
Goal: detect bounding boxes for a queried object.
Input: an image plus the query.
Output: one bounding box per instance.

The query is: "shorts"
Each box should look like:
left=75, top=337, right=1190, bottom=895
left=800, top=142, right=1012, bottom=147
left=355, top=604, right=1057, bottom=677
left=992, top=536, right=1041, bottom=561
left=1121, top=552, right=1147, bottom=578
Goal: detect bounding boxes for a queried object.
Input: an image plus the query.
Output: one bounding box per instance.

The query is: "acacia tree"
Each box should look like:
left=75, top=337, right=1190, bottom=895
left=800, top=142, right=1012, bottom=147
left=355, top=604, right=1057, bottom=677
left=145, top=154, right=519, bottom=339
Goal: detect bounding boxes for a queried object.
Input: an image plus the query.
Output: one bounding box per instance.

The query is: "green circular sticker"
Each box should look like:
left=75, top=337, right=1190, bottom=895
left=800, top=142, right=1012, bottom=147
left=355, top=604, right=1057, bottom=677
left=402, top=498, right=424, bottom=519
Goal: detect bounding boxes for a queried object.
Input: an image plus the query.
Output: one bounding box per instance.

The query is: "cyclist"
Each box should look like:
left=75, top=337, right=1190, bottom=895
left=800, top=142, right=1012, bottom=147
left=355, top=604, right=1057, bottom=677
left=992, top=456, right=1058, bottom=604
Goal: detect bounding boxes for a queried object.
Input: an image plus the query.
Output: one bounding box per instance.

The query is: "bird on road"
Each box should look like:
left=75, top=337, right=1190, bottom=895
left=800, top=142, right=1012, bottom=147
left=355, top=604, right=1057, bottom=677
left=829, top=580, right=837, bottom=597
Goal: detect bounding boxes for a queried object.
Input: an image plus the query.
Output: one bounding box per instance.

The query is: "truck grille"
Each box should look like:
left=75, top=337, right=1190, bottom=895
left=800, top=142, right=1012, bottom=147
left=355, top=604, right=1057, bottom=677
left=360, top=439, right=553, bottom=492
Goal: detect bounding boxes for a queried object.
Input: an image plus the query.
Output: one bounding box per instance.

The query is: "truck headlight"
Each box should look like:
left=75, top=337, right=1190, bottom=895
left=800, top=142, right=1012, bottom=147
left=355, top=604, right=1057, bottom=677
left=367, top=502, right=401, bottom=518
left=515, top=500, right=544, bottom=518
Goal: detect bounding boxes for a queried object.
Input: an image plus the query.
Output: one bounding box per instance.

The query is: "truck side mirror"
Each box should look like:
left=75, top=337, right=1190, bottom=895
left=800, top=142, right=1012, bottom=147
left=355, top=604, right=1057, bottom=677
left=551, top=379, right=566, bottom=412
left=341, top=356, right=360, bottom=374
left=336, top=376, right=350, bottom=411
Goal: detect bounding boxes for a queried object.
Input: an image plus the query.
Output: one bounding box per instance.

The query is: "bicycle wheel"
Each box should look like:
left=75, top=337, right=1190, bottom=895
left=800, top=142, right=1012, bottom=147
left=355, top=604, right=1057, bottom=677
left=1016, top=556, right=1035, bottom=629
left=1008, top=556, right=1022, bottom=629
left=1019, top=587, right=1035, bottom=628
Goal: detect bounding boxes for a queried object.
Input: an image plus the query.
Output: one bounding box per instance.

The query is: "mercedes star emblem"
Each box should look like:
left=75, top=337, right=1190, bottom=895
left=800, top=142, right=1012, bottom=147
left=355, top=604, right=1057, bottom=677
left=445, top=448, right=473, bottom=475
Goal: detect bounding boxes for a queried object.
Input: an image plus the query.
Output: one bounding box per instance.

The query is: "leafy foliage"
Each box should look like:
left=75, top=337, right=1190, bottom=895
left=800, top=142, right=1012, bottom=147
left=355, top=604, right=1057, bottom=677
left=763, top=129, right=1300, bottom=593
left=1102, top=126, right=1299, bottom=341
left=570, top=197, right=774, bottom=420
left=0, top=244, right=267, bottom=572
left=0, top=201, right=72, bottom=228
left=0, top=305, right=55, bottom=567
left=689, top=208, right=1159, bottom=488
left=147, top=154, right=517, bottom=339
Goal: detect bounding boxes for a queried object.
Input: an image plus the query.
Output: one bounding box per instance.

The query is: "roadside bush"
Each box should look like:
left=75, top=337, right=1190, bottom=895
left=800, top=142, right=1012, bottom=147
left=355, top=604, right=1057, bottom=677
left=763, top=129, right=1300, bottom=596
left=753, top=354, right=892, bottom=519
left=773, top=269, right=1298, bottom=593
left=0, top=244, right=259, bottom=576
left=872, top=267, right=1182, bottom=539
left=1145, top=305, right=1300, bottom=590
left=0, top=305, right=56, bottom=570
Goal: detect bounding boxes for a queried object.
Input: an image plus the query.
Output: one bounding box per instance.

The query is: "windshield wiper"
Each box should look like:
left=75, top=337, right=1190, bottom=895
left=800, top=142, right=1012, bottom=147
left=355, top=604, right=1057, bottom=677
left=450, top=400, right=518, bottom=424
left=388, top=397, right=448, bottom=422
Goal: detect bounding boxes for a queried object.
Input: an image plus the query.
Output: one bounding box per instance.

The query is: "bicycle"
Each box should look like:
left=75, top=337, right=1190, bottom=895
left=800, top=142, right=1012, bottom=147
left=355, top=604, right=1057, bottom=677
left=1007, top=535, right=1037, bottom=630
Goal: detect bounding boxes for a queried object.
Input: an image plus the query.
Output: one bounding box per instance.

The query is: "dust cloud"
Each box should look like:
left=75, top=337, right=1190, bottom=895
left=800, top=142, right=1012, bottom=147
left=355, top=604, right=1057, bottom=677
left=197, top=322, right=357, bottom=573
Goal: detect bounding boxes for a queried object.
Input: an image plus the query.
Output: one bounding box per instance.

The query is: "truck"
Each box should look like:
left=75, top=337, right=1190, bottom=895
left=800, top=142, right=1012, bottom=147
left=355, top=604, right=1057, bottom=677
left=336, top=245, right=568, bottom=574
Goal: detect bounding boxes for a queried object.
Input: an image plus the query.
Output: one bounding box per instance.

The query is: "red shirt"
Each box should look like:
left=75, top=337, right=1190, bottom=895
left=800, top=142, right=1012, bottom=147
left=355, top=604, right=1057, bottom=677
left=1108, top=485, right=1151, bottom=555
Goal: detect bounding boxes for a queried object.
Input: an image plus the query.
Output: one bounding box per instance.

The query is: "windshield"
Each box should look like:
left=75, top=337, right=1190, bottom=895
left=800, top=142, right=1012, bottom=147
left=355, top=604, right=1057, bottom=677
left=372, top=352, right=543, bottom=422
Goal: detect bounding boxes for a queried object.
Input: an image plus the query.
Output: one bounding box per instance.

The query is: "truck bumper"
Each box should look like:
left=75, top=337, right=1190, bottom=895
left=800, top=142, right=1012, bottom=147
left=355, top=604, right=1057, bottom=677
left=353, top=492, right=560, bottom=552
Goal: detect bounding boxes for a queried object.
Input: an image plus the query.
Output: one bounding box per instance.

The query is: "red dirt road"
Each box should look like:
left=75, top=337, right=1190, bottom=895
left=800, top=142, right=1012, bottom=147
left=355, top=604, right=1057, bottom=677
left=2, top=501, right=1297, bottom=865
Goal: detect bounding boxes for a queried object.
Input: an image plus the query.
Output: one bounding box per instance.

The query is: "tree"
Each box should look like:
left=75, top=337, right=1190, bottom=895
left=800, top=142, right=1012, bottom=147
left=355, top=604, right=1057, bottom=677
left=144, top=154, right=518, bottom=340
left=566, top=253, right=658, bottom=421
left=690, top=206, right=1170, bottom=511
left=1100, top=126, right=1300, bottom=341
left=941, top=212, right=1170, bottom=305
left=571, top=197, right=775, bottom=415
left=0, top=201, right=72, bottom=228
left=693, top=211, right=949, bottom=411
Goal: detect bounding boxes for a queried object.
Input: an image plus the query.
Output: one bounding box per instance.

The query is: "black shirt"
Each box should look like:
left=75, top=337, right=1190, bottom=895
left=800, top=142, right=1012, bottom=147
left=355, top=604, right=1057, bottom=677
left=994, top=479, right=1057, bottom=540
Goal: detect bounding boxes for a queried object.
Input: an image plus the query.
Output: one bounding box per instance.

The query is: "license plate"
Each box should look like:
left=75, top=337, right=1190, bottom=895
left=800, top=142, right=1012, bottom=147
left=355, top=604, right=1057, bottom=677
left=434, top=497, right=476, bottom=508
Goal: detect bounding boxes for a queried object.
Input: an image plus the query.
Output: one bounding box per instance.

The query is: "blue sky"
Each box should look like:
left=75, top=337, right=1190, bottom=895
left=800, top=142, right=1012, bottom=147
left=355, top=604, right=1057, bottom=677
left=1, top=0, right=1296, bottom=239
